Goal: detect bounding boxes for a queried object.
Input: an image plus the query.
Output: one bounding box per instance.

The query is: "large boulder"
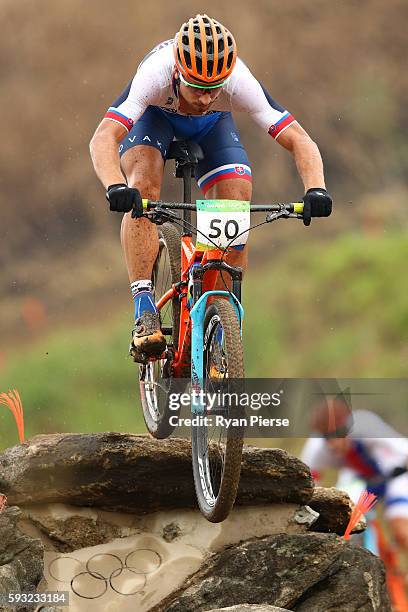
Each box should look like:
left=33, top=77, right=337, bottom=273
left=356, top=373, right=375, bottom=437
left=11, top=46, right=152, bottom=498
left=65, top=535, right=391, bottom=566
left=0, top=433, right=313, bottom=512
left=153, top=533, right=390, bottom=612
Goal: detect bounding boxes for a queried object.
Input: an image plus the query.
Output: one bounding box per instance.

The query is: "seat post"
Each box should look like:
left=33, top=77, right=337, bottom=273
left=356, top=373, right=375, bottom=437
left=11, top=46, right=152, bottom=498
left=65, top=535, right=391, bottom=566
left=179, top=161, right=193, bottom=236
left=168, top=140, right=204, bottom=236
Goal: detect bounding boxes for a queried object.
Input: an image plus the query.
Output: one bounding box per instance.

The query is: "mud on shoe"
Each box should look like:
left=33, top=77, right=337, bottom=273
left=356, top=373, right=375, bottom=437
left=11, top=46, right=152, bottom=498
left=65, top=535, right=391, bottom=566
left=129, top=311, right=167, bottom=364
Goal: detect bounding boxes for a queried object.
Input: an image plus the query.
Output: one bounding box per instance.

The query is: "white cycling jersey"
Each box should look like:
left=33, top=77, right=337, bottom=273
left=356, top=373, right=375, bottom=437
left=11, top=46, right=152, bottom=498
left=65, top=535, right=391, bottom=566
left=302, top=410, right=408, bottom=481
left=301, top=410, right=408, bottom=518
left=105, top=39, right=296, bottom=140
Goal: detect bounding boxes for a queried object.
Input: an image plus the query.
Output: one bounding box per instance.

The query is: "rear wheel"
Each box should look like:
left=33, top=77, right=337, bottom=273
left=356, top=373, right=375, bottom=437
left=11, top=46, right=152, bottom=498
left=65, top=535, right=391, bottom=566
left=139, top=222, right=181, bottom=439
left=192, top=298, right=245, bottom=522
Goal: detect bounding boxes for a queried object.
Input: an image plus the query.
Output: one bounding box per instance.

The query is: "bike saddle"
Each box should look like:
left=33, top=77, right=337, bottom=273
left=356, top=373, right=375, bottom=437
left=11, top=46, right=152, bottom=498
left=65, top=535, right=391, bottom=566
left=167, top=140, right=204, bottom=165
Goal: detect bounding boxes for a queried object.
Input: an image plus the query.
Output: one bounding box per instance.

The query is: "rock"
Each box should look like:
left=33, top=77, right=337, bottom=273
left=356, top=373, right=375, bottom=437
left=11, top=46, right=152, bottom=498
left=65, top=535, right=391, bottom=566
left=162, top=521, right=182, bottom=543
left=292, top=505, right=319, bottom=528
left=0, top=437, right=388, bottom=612
left=308, top=486, right=365, bottom=535
left=152, top=533, right=390, bottom=612
left=238, top=446, right=313, bottom=505
left=293, top=541, right=389, bottom=611
left=0, top=506, right=44, bottom=612
left=0, top=434, right=313, bottom=512
left=207, top=607, right=291, bottom=611
left=18, top=503, right=122, bottom=552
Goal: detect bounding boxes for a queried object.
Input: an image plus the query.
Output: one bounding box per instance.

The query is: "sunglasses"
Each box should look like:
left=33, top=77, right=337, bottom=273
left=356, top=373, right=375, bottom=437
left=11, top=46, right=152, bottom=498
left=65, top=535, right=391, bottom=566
left=178, top=72, right=228, bottom=90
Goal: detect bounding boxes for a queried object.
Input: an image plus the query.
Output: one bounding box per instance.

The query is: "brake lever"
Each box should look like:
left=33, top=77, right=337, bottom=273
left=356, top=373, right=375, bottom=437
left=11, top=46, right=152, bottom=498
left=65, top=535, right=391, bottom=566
left=265, top=209, right=294, bottom=223
left=145, top=207, right=181, bottom=225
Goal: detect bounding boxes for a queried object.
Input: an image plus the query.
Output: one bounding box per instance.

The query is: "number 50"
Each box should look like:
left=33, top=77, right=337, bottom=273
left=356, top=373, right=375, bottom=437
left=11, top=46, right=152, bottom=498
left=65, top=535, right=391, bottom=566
left=209, top=218, right=239, bottom=240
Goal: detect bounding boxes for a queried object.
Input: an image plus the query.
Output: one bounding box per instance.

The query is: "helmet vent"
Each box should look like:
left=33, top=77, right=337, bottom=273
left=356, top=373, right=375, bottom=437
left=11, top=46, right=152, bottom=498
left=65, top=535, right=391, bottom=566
left=176, top=15, right=236, bottom=83
left=184, top=50, right=192, bottom=69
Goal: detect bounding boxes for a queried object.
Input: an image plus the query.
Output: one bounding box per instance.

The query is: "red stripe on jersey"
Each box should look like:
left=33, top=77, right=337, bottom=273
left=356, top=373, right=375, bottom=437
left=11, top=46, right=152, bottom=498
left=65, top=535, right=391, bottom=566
left=268, top=114, right=295, bottom=140
left=201, top=172, right=252, bottom=194
left=104, top=111, right=134, bottom=132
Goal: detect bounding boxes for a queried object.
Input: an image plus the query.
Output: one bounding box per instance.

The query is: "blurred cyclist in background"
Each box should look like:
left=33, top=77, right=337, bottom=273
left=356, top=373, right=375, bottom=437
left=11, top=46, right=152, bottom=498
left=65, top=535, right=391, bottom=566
left=90, top=14, right=332, bottom=363
left=302, top=398, right=408, bottom=556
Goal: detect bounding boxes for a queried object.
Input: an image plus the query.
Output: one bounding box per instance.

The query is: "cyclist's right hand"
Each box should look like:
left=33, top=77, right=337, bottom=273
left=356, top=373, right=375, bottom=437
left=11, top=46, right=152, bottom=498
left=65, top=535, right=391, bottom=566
left=106, top=184, right=143, bottom=218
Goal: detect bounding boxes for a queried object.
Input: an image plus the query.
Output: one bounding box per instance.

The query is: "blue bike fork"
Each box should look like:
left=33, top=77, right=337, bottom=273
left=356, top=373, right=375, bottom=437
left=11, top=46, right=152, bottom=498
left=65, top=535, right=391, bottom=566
left=189, top=291, right=244, bottom=415
left=363, top=510, right=380, bottom=555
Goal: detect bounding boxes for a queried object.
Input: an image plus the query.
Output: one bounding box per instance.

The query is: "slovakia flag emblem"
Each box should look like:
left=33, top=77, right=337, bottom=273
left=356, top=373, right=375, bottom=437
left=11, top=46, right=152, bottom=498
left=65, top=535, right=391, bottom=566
left=235, top=166, right=245, bottom=175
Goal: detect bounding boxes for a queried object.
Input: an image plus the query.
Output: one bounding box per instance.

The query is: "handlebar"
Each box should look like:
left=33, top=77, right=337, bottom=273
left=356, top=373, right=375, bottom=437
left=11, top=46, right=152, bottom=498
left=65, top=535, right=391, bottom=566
left=141, top=199, right=304, bottom=215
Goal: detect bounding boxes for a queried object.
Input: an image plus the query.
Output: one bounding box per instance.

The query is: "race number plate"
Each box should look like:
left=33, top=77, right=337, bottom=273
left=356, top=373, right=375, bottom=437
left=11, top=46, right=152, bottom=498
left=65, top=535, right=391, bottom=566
left=196, top=200, right=250, bottom=251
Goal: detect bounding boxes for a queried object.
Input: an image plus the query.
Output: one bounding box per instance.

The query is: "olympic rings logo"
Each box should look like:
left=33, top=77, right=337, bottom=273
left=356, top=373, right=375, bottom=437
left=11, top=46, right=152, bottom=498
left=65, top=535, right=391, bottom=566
left=48, top=549, right=162, bottom=599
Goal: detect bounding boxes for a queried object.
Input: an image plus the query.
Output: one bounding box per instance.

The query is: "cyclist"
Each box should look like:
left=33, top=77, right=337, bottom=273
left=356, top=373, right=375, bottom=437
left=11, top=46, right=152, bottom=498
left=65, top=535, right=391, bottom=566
left=90, top=14, right=332, bottom=363
left=301, top=398, right=408, bottom=555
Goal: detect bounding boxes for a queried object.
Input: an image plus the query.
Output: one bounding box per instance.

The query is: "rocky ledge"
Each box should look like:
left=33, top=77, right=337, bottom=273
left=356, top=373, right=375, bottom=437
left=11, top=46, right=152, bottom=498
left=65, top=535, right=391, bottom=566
left=0, top=433, right=314, bottom=511
left=0, top=433, right=389, bottom=612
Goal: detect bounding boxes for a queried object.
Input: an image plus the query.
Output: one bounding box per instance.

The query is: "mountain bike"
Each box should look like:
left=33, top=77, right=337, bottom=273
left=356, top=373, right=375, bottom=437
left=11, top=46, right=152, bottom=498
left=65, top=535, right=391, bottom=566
left=137, top=140, right=323, bottom=522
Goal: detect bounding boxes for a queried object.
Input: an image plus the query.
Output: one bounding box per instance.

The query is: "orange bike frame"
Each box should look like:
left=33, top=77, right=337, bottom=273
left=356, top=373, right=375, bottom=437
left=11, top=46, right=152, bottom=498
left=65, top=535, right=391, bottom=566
left=156, top=235, right=231, bottom=377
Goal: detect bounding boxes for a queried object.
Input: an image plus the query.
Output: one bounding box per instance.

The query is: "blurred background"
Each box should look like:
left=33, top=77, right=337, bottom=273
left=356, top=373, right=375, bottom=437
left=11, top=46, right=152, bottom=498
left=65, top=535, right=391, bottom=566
left=1, top=0, right=407, bottom=450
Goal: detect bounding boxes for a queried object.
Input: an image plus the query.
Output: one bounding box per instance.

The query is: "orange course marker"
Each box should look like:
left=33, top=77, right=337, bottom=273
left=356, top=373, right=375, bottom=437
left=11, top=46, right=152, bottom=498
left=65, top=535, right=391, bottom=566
left=343, top=490, right=378, bottom=541
left=0, top=389, right=25, bottom=443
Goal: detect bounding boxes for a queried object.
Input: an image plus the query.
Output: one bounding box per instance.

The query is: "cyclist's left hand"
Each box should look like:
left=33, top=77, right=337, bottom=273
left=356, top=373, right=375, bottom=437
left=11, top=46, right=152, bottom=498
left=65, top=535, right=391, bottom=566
left=302, top=188, right=333, bottom=226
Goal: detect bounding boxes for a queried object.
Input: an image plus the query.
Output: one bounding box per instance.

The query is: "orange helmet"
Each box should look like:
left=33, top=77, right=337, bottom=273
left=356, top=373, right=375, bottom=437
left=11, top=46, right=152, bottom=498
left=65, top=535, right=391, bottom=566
left=174, top=14, right=237, bottom=86
left=309, top=397, right=354, bottom=438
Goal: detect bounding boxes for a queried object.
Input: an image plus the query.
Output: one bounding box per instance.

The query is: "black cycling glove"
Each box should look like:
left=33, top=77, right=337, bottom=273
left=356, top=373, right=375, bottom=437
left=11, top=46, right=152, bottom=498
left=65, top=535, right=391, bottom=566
left=106, top=184, right=143, bottom=218
left=302, top=188, right=333, bottom=226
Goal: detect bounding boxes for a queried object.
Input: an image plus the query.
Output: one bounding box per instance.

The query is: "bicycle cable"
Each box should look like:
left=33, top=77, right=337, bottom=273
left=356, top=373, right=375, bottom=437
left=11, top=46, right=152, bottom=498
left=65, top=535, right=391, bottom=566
left=149, top=205, right=287, bottom=331
left=218, top=215, right=284, bottom=330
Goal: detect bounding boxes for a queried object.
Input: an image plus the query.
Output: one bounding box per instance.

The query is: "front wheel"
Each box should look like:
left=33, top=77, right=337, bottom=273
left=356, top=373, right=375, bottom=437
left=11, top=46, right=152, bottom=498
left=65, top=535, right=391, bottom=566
left=192, top=298, right=245, bottom=522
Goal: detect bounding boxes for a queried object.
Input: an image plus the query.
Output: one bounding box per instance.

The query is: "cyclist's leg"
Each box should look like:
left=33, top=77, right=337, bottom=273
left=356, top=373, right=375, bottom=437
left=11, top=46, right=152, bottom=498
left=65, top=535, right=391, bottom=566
left=118, top=107, right=174, bottom=361
left=119, top=107, right=174, bottom=283
left=121, top=146, right=163, bottom=282
left=196, top=113, right=252, bottom=289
